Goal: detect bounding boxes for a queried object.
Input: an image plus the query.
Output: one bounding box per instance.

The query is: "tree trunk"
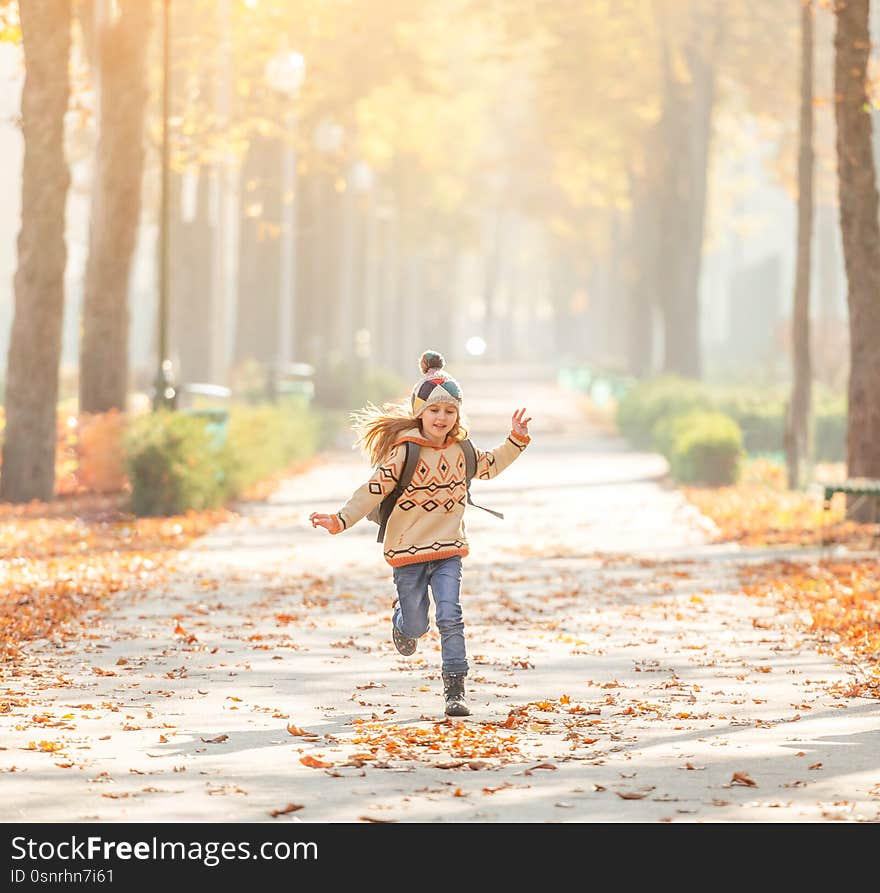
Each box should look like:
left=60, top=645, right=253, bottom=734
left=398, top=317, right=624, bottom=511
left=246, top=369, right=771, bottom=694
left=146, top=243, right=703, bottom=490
left=334, top=161, right=357, bottom=363
left=786, top=0, right=815, bottom=491
left=0, top=1, right=71, bottom=503
left=79, top=0, right=152, bottom=412
left=359, top=188, right=380, bottom=362
left=482, top=205, right=506, bottom=362
left=625, top=169, right=656, bottom=378
left=834, top=0, right=880, bottom=518
left=376, top=198, right=399, bottom=370
left=654, top=61, right=687, bottom=376
left=402, top=250, right=425, bottom=370
left=655, top=7, right=720, bottom=380
left=422, top=244, right=455, bottom=356
left=817, top=204, right=840, bottom=325
left=549, top=254, right=574, bottom=363
left=388, top=155, right=419, bottom=376
left=603, top=208, right=626, bottom=366
left=234, top=135, right=281, bottom=367
left=170, top=169, right=214, bottom=383
left=294, top=167, right=318, bottom=364
left=319, top=169, right=344, bottom=368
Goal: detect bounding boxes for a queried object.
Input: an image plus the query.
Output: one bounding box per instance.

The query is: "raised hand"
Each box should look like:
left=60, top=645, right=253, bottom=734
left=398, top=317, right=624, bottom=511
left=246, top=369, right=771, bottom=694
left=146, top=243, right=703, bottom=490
left=309, top=512, right=341, bottom=534
left=511, top=407, right=532, bottom=437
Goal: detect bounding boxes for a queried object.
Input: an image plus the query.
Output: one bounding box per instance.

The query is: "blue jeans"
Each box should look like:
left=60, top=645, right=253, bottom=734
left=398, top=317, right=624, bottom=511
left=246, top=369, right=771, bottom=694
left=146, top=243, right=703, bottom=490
left=392, top=556, right=468, bottom=675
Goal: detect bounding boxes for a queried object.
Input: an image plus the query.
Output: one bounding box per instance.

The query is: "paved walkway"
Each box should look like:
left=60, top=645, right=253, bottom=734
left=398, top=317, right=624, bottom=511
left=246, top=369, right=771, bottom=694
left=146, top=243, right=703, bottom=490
left=2, top=379, right=878, bottom=822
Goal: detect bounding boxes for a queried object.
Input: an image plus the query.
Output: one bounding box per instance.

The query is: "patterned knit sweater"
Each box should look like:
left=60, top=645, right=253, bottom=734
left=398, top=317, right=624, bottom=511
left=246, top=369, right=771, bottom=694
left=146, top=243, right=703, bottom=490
left=334, top=427, right=530, bottom=567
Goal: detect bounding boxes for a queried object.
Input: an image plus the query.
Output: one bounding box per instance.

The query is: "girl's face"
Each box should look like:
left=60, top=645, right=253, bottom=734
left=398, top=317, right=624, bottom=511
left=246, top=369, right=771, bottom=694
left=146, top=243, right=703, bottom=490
left=420, top=403, right=458, bottom=440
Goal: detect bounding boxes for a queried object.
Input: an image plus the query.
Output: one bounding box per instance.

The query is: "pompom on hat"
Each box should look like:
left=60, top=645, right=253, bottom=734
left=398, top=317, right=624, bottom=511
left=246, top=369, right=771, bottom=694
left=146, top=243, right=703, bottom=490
left=410, top=350, right=463, bottom=418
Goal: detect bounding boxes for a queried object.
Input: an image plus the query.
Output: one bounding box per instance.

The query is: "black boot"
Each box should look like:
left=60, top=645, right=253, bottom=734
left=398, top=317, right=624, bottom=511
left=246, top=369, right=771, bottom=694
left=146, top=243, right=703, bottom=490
left=442, top=672, right=471, bottom=717
left=391, top=599, right=417, bottom=655
left=392, top=623, right=417, bottom=656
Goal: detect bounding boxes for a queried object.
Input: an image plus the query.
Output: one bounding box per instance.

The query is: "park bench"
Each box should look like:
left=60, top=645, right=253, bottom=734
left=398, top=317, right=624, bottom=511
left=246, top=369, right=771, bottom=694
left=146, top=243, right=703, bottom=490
left=178, top=382, right=231, bottom=448
left=267, top=362, right=315, bottom=403
left=558, top=365, right=635, bottom=407
left=822, top=478, right=880, bottom=548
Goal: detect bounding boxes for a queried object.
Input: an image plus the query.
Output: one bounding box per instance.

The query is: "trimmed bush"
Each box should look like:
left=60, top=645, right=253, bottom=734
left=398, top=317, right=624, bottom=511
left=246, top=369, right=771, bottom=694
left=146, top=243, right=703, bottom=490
left=125, top=410, right=228, bottom=516
left=616, top=376, right=712, bottom=449
left=662, top=410, right=744, bottom=485
left=615, top=376, right=846, bottom=463
left=223, top=401, right=319, bottom=498
left=650, top=412, right=686, bottom=460
left=715, top=391, right=786, bottom=455
left=124, top=402, right=322, bottom=516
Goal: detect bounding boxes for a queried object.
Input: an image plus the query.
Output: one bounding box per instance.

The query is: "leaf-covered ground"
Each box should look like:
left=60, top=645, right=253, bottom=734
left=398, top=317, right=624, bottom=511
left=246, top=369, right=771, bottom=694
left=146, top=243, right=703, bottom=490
left=739, top=558, right=880, bottom=700
left=2, top=389, right=878, bottom=823
left=682, top=459, right=875, bottom=548
left=0, top=494, right=232, bottom=661
left=681, top=459, right=880, bottom=700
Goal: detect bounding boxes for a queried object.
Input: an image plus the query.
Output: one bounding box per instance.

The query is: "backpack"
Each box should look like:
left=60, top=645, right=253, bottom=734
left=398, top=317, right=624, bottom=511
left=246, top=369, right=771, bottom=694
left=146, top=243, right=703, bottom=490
left=366, top=439, right=503, bottom=543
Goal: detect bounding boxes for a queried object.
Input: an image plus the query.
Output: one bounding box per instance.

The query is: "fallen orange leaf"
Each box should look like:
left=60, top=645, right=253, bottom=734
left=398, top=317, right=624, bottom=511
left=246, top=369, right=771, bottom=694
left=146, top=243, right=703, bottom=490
left=269, top=803, right=304, bottom=817
left=300, top=755, right=332, bottom=769
left=28, top=740, right=63, bottom=753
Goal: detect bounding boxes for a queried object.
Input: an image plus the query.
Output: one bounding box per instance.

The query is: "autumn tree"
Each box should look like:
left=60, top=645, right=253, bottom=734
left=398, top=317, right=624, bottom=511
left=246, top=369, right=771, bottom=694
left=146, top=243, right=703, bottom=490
left=651, top=2, right=724, bottom=379
left=501, top=0, right=722, bottom=378
left=517, top=1, right=806, bottom=380
left=785, top=0, right=815, bottom=490
left=0, top=0, right=71, bottom=503
left=833, top=0, right=880, bottom=513
left=495, top=1, right=660, bottom=372
left=78, top=0, right=152, bottom=412
left=147, top=0, right=439, bottom=377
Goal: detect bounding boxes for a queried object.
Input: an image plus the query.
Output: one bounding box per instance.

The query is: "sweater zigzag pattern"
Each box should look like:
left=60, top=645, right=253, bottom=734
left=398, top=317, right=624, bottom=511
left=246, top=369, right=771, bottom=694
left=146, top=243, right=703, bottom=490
left=335, top=427, right=529, bottom=567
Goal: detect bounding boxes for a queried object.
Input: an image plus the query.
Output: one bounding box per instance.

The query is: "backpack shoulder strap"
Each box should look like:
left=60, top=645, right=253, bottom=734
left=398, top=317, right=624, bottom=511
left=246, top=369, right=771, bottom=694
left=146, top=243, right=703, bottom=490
left=376, top=441, right=420, bottom=542
left=460, top=437, right=477, bottom=483
left=398, top=441, right=421, bottom=492
left=459, top=438, right=504, bottom=520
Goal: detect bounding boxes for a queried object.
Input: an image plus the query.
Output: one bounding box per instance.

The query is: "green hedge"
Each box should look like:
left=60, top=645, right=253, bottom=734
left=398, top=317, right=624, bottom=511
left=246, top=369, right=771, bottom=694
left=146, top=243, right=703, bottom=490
left=616, top=376, right=713, bottom=449
left=125, top=402, right=320, bottom=516
left=125, top=411, right=228, bottom=516
left=654, top=410, right=744, bottom=485
left=223, top=401, right=319, bottom=498
left=714, top=391, right=785, bottom=455
left=616, top=376, right=846, bottom=461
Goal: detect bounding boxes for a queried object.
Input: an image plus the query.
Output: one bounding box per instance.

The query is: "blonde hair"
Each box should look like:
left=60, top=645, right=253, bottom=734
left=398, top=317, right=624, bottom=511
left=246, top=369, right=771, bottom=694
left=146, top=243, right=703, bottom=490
left=351, top=401, right=469, bottom=467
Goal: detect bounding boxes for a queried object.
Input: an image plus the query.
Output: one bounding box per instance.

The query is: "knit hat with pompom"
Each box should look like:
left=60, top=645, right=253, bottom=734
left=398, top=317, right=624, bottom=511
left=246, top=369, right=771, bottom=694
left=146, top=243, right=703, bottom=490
left=410, top=350, right=463, bottom=418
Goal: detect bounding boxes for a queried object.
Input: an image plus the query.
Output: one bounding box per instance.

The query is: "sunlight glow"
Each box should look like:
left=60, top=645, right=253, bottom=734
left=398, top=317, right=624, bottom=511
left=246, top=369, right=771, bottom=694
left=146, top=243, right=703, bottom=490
left=465, top=336, right=487, bottom=357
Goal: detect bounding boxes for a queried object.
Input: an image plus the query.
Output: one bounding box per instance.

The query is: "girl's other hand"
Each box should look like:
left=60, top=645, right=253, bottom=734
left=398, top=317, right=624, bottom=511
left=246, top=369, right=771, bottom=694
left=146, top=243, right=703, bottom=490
left=511, top=407, right=532, bottom=438
left=309, top=512, right=341, bottom=534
